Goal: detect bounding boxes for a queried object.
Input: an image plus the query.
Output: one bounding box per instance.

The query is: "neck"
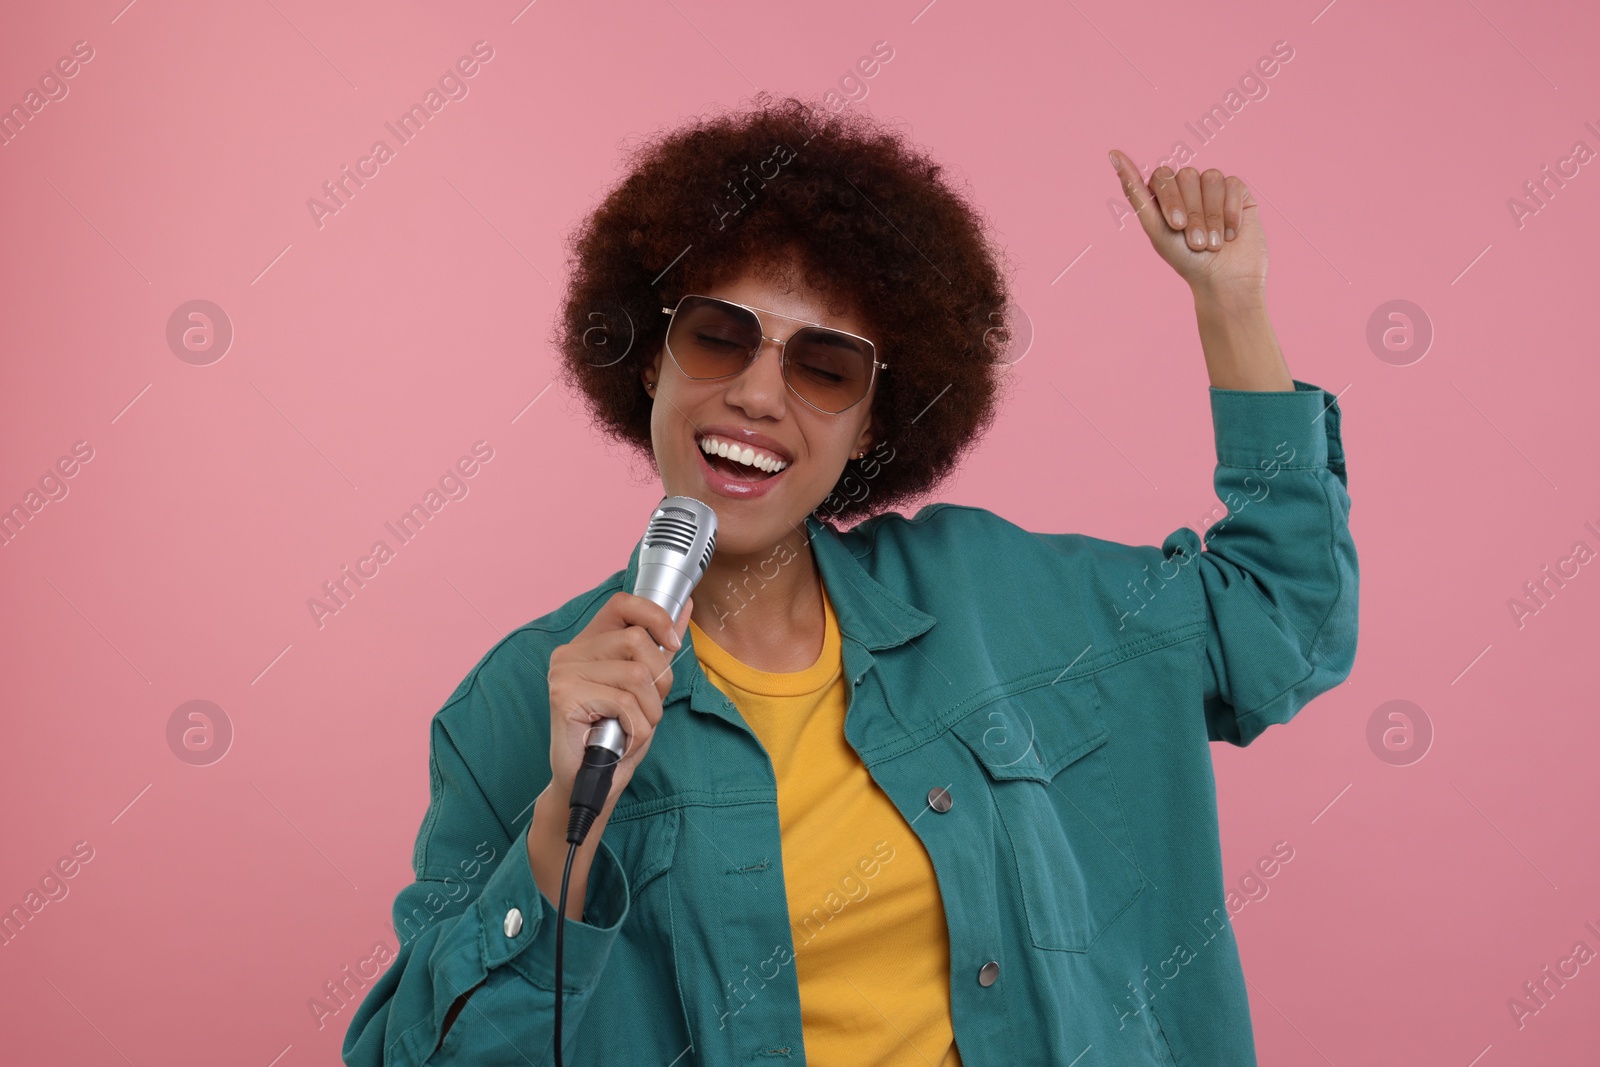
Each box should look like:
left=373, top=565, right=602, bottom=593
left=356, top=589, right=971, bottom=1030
left=691, top=523, right=822, bottom=650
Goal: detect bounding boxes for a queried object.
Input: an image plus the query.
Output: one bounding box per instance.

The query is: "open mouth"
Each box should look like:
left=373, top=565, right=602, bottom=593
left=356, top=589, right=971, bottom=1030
left=696, top=433, right=789, bottom=483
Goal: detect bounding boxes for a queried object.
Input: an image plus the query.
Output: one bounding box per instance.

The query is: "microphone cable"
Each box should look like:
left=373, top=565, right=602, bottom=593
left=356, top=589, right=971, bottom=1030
left=555, top=734, right=622, bottom=1067
left=554, top=839, right=578, bottom=1067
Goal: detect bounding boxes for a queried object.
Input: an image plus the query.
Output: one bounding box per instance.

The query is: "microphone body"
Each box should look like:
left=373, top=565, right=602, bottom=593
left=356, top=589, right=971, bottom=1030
left=566, top=496, right=717, bottom=845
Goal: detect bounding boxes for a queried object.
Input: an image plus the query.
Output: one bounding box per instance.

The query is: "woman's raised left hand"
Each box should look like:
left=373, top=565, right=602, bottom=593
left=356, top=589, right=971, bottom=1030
left=1108, top=148, right=1268, bottom=302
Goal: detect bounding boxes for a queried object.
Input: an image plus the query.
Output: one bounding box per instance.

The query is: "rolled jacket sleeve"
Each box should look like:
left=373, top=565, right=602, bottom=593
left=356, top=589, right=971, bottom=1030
left=1161, top=378, right=1359, bottom=746
left=342, top=716, right=632, bottom=1066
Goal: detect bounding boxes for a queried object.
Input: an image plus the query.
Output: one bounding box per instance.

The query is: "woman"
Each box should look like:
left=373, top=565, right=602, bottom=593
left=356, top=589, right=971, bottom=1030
left=344, top=94, right=1358, bottom=1066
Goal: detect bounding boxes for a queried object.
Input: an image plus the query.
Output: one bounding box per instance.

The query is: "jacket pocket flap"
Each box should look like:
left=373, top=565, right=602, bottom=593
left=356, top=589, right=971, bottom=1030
left=951, top=676, right=1107, bottom=782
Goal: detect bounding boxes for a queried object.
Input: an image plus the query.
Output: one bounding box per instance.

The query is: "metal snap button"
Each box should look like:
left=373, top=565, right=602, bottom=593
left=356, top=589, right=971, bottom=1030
left=503, top=907, right=523, bottom=938
left=978, top=961, right=999, bottom=987
left=927, top=786, right=953, bottom=813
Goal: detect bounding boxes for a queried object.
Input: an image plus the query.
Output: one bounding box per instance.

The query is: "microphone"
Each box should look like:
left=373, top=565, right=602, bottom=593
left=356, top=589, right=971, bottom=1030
left=566, top=495, right=717, bottom=846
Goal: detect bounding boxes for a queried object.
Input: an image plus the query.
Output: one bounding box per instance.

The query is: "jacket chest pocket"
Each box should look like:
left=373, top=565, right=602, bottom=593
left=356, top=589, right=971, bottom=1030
left=951, top=676, right=1146, bottom=953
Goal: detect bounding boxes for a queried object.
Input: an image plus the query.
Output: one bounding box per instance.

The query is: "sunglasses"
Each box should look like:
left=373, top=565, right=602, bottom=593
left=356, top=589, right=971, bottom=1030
left=660, top=295, right=888, bottom=415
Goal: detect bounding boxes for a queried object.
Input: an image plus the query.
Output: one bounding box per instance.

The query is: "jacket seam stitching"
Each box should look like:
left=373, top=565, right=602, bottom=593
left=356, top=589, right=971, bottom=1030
left=611, top=790, right=778, bottom=821
left=1301, top=472, right=1346, bottom=672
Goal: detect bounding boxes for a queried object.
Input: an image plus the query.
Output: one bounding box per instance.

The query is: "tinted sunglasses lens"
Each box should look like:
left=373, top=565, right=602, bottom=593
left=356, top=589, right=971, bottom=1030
left=786, top=327, right=874, bottom=412
left=668, top=297, right=759, bottom=377
left=668, top=297, right=875, bottom=412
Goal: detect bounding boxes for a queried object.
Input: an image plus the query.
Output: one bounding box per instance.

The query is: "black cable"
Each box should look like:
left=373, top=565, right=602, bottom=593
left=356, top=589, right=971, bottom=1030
left=553, top=837, right=578, bottom=1067
left=556, top=792, right=604, bottom=1067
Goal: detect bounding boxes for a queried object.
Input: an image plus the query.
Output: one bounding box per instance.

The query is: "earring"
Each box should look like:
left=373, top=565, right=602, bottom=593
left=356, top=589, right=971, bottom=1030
left=645, top=381, right=655, bottom=394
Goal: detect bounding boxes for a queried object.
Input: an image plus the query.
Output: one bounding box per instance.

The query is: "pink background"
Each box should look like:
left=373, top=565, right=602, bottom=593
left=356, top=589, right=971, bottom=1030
left=3, top=0, right=1597, bottom=1063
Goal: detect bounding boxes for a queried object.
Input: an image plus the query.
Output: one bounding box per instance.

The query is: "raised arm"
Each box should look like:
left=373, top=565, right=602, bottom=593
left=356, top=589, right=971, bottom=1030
left=1107, top=148, right=1357, bottom=742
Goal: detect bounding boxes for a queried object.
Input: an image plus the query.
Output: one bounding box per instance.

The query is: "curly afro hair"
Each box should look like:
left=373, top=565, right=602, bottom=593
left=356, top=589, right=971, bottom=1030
left=550, top=91, right=1018, bottom=528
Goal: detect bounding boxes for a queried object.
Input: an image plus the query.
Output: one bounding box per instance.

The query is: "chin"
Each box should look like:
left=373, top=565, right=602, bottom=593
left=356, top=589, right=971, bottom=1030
left=712, top=504, right=815, bottom=552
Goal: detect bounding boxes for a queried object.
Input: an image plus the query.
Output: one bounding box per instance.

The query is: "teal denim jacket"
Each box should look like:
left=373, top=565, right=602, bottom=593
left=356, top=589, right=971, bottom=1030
left=344, top=379, right=1358, bottom=1066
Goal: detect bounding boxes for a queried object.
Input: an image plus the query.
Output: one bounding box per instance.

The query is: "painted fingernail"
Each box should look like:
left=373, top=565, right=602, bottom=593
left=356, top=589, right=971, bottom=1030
left=1224, top=227, right=1235, bottom=241
left=1171, top=210, right=1185, bottom=227
left=669, top=630, right=682, bottom=649
left=1209, top=230, right=1220, bottom=248
left=1108, top=151, right=1118, bottom=170
left=1191, top=228, right=1204, bottom=245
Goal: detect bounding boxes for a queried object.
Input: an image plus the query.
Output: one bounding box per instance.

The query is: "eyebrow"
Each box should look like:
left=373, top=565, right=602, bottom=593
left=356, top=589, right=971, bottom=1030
left=805, top=330, right=871, bottom=352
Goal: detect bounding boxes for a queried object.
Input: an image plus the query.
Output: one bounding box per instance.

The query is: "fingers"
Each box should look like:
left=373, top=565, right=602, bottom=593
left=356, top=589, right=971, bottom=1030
left=1109, top=149, right=1161, bottom=224
left=1174, top=168, right=1205, bottom=249
left=1199, top=169, right=1226, bottom=250
left=571, top=683, right=654, bottom=772
left=575, top=593, right=695, bottom=692
left=596, top=591, right=683, bottom=653
left=1149, top=164, right=1211, bottom=248
left=1223, top=176, right=1245, bottom=241
left=1148, top=166, right=1185, bottom=230
left=1122, top=156, right=1246, bottom=248
left=547, top=664, right=648, bottom=769
left=548, top=591, right=700, bottom=798
left=574, top=659, right=666, bottom=730
left=675, top=596, right=694, bottom=649
left=582, top=626, right=676, bottom=695
left=648, top=597, right=694, bottom=691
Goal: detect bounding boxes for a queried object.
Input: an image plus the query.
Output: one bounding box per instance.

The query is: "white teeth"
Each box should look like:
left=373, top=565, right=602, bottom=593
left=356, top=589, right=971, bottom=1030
left=698, top=435, right=788, bottom=473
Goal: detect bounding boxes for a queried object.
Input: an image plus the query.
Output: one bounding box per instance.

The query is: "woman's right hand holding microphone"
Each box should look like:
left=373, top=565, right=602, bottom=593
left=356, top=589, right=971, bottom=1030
left=528, top=591, right=694, bottom=918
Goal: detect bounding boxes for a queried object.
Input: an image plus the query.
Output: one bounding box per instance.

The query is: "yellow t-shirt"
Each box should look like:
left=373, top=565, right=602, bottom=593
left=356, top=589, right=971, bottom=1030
left=689, top=584, right=963, bottom=1067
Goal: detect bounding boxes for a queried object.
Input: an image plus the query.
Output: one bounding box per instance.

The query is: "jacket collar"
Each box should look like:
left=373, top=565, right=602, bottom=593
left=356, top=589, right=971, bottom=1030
left=619, top=510, right=937, bottom=711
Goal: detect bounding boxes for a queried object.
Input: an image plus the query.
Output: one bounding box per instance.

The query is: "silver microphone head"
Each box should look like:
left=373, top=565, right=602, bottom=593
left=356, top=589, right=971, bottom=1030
left=632, top=495, right=718, bottom=624
left=588, top=497, right=716, bottom=761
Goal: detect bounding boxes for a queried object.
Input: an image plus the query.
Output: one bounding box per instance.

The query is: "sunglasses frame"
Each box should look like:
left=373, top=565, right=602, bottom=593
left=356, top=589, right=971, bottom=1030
left=659, top=294, right=888, bottom=415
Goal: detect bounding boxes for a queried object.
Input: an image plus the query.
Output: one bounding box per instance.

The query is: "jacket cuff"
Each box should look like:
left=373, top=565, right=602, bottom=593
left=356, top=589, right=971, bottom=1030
left=1209, top=378, right=1342, bottom=475
left=474, top=823, right=631, bottom=993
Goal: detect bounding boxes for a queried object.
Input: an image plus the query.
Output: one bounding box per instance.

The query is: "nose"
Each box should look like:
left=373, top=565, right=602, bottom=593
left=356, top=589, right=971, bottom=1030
left=721, top=335, right=790, bottom=419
